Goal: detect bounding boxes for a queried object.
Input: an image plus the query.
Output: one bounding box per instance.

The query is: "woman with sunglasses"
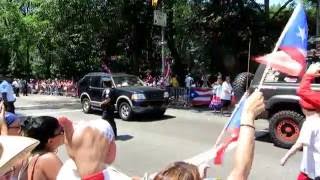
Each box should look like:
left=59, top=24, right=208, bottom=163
left=20, top=116, right=64, bottom=180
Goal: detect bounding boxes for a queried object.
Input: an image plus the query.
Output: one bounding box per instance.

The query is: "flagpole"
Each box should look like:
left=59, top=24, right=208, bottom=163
left=257, top=3, right=303, bottom=89
left=246, top=37, right=252, bottom=89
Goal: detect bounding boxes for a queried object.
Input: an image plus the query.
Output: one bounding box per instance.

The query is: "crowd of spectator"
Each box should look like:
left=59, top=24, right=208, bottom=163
left=12, top=79, right=78, bottom=97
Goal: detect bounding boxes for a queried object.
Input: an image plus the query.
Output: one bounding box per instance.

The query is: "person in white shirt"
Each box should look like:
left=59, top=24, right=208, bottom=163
left=220, top=76, right=233, bottom=115
left=280, top=64, right=320, bottom=179
left=12, top=79, right=20, bottom=97
left=185, top=74, right=194, bottom=106
left=0, top=79, right=16, bottom=113
left=185, top=74, right=194, bottom=88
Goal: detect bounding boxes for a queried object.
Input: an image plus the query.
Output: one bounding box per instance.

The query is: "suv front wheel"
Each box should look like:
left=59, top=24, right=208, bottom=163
left=82, top=98, right=92, bottom=113
left=119, top=102, right=133, bottom=121
left=269, top=110, right=304, bottom=149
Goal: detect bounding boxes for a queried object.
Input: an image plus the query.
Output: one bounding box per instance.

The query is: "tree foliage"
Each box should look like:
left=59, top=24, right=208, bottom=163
left=0, top=0, right=318, bottom=79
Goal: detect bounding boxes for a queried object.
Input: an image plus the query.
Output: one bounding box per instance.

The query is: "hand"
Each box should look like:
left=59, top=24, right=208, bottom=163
left=241, top=90, right=265, bottom=125
left=280, top=157, right=287, bottom=166
left=306, top=63, right=320, bottom=77
left=58, top=117, right=108, bottom=177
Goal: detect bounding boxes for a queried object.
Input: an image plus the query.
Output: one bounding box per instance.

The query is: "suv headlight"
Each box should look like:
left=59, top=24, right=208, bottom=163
left=164, top=92, right=169, bottom=98
left=131, top=93, right=146, bottom=100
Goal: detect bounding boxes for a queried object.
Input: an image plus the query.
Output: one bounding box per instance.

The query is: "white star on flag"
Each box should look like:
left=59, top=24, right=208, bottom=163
left=296, top=26, right=306, bottom=43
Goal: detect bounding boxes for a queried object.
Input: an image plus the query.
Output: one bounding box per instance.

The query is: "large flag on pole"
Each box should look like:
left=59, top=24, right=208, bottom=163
left=214, top=3, right=308, bottom=165
left=254, top=3, right=308, bottom=77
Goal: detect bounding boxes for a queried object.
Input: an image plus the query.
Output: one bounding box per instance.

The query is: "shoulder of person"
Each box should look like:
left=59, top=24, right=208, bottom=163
left=37, top=152, right=62, bottom=166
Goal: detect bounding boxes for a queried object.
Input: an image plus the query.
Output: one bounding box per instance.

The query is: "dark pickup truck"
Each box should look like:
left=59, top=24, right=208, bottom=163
left=78, top=72, right=169, bottom=120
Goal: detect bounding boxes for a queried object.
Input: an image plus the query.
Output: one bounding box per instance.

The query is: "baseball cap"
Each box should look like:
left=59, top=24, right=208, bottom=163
left=300, top=98, right=320, bottom=111
left=4, top=112, right=19, bottom=126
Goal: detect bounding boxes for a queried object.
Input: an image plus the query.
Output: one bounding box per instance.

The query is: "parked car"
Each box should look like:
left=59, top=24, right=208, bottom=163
left=78, top=72, right=169, bottom=120
left=233, top=60, right=320, bottom=149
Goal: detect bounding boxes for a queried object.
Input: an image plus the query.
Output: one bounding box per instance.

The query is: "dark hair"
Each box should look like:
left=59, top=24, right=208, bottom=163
left=154, top=161, right=201, bottom=180
left=21, top=116, right=60, bottom=152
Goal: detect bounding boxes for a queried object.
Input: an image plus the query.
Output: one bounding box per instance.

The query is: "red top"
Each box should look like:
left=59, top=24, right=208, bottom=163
left=297, top=74, right=320, bottom=111
left=82, top=172, right=104, bottom=180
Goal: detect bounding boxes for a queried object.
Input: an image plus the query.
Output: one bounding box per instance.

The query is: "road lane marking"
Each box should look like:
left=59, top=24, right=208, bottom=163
left=22, top=109, right=82, bottom=116
left=16, top=102, right=79, bottom=108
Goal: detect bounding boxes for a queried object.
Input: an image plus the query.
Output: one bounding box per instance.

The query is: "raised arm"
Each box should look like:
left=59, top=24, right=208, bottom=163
left=280, top=141, right=303, bottom=166
left=228, top=91, right=265, bottom=180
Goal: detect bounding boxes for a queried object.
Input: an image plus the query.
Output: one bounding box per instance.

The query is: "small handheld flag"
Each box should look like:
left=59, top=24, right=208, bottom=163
left=214, top=94, right=248, bottom=165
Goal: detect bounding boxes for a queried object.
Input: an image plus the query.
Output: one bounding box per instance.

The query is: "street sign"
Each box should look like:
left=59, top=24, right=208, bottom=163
left=154, top=10, right=167, bottom=27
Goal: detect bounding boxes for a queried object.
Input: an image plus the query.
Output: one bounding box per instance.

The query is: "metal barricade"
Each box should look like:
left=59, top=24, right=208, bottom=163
left=167, top=87, right=190, bottom=106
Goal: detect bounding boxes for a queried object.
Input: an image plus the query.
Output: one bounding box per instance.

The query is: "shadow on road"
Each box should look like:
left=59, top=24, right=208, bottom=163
left=255, top=129, right=272, bottom=144
left=116, top=134, right=134, bottom=141
left=91, top=111, right=175, bottom=122
left=130, top=114, right=176, bottom=122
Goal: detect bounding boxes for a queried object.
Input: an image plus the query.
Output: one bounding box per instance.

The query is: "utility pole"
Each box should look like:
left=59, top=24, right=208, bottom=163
left=153, top=0, right=167, bottom=74
left=317, top=0, right=320, bottom=36
left=161, top=0, right=165, bottom=74
left=317, top=0, right=320, bottom=49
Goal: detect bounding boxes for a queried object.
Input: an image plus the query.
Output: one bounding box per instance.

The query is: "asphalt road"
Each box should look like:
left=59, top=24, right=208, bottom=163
left=15, top=95, right=301, bottom=179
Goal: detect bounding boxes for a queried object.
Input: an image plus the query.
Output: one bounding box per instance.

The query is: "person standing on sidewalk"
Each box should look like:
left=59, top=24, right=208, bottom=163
left=221, top=76, right=233, bottom=116
left=0, top=79, right=16, bottom=114
left=101, top=79, right=117, bottom=137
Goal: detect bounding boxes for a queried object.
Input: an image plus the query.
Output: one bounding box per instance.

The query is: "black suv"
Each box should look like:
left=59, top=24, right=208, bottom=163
left=233, top=62, right=320, bottom=149
left=78, top=72, right=169, bottom=120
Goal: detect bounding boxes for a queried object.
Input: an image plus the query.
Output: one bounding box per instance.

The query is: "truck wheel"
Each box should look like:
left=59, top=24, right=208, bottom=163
left=119, top=102, right=133, bottom=121
left=232, top=72, right=254, bottom=102
left=82, top=98, right=92, bottom=113
left=269, top=110, right=304, bottom=149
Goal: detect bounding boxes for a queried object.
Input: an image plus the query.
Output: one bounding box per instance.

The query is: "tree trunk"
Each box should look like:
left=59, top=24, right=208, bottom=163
left=264, top=0, right=269, bottom=20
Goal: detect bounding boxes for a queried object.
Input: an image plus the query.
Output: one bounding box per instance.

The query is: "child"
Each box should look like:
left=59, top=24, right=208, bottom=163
left=280, top=63, right=320, bottom=180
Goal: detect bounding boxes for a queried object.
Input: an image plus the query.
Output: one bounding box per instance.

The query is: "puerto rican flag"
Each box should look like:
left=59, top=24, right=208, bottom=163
left=214, top=95, right=247, bottom=164
left=190, top=88, right=213, bottom=106
left=254, top=3, right=308, bottom=77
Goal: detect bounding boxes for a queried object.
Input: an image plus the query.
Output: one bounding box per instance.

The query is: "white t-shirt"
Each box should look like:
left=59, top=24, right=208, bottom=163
left=57, top=159, right=131, bottom=180
left=297, top=113, right=320, bottom=179
left=185, top=76, right=193, bottom=88
left=220, top=81, right=232, bottom=100
left=0, top=81, right=16, bottom=102
left=212, top=84, right=222, bottom=98
left=12, top=81, right=19, bottom=88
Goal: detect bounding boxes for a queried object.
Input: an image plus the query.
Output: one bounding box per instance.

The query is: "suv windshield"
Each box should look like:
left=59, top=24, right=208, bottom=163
left=113, top=75, right=144, bottom=87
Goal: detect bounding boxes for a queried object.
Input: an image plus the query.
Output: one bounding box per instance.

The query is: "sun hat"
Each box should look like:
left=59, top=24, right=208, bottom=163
left=0, top=136, right=39, bottom=175
left=75, top=120, right=115, bottom=143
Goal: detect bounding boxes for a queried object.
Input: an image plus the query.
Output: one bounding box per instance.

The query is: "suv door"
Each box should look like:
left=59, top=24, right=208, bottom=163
left=89, top=76, right=103, bottom=106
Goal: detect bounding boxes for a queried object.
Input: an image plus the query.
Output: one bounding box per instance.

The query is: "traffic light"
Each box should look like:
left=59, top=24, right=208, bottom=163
left=152, top=0, right=158, bottom=7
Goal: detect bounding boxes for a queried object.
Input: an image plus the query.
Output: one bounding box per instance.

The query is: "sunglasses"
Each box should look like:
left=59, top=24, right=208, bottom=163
left=53, top=127, right=64, bottom=137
